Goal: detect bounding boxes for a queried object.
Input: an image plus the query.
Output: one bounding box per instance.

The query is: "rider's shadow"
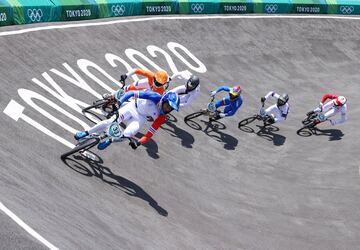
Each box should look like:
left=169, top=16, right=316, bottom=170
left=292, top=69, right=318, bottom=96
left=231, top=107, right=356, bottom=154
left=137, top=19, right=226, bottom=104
left=312, top=128, right=344, bottom=141
left=161, top=120, right=195, bottom=148
left=136, top=132, right=160, bottom=159
left=255, top=125, right=286, bottom=146
left=61, top=155, right=168, bottom=217
left=188, top=117, right=238, bottom=150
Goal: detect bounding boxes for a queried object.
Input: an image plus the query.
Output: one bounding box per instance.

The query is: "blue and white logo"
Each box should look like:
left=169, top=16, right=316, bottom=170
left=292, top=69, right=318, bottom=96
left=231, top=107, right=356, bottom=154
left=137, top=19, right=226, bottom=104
left=191, top=3, right=205, bottom=14
left=107, top=122, right=123, bottom=139
left=27, top=9, right=43, bottom=22
left=265, top=4, right=278, bottom=14
left=111, top=4, right=126, bottom=16
left=340, top=6, right=354, bottom=15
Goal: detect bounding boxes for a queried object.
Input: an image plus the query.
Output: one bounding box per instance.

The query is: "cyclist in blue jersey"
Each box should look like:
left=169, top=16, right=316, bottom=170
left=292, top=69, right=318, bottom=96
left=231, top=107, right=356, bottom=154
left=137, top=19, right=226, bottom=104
left=210, top=85, right=243, bottom=120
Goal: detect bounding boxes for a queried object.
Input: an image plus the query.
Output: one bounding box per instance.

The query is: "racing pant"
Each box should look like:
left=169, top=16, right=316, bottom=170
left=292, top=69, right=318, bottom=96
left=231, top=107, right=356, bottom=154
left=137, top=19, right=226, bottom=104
left=265, top=104, right=285, bottom=123
left=88, top=102, right=146, bottom=140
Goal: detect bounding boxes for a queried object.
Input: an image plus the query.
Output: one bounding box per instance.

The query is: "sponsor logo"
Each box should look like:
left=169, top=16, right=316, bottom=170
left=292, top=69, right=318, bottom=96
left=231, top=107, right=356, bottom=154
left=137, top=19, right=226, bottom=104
left=27, top=9, right=43, bottom=22
left=111, top=4, right=126, bottom=16
left=0, top=12, right=6, bottom=22
left=340, top=6, right=354, bottom=15
left=191, top=3, right=205, bottom=14
left=265, top=4, right=278, bottom=14
left=65, top=9, right=92, bottom=18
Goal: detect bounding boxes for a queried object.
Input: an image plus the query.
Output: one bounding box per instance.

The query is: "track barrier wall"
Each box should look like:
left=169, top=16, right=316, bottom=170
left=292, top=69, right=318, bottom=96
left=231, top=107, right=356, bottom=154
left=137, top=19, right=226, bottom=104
left=0, top=0, right=359, bottom=26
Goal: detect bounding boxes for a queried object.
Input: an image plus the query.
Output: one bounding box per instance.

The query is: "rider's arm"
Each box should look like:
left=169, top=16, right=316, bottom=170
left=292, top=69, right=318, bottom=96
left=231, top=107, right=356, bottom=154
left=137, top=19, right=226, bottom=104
left=138, top=115, right=167, bottom=145
left=180, top=87, right=200, bottom=108
left=264, top=91, right=280, bottom=100
left=321, top=93, right=337, bottom=105
left=118, top=91, right=161, bottom=104
left=170, top=85, right=186, bottom=95
left=214, top=86, right=231, bottom=94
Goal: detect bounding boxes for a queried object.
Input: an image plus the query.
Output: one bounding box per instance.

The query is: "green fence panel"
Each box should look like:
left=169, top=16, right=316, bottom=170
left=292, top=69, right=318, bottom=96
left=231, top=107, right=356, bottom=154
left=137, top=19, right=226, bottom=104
left=0, top=0, right=13, bottom=26
left=253, top=0, right=291, bottom=14
left=96, top=0, right=141, bottom=18
left=141, top=0, right=177, bottom=15
left=179, top=0, right=220, bottom=14
left=291, top=0, right=327, bottom=14
left=51, top=0, right=99, bottom=21
left=326, top=0, right=360, bottom=15
left=6, top=0, right=57, bottom=24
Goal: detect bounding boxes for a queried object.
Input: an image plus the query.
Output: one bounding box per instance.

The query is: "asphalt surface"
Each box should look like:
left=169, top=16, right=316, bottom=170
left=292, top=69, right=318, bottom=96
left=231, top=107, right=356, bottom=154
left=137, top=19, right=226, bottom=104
left=0, top=16, right=360, bottom=249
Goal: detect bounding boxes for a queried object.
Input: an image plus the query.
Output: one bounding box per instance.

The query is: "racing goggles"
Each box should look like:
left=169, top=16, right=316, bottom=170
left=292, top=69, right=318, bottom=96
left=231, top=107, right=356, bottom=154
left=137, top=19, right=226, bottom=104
left=154, top=77, right=169, bottom=88
left=229, top=92, right=240, bottom=100
left=277, top=98, right=287, bottom=106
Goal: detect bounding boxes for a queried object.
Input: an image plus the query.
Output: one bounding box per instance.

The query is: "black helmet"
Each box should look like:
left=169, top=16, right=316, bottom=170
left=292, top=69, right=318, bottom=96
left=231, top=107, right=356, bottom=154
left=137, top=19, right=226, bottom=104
left=186, top=75, right=200, bottom=91
left=277, top=93, right=289, bottom=106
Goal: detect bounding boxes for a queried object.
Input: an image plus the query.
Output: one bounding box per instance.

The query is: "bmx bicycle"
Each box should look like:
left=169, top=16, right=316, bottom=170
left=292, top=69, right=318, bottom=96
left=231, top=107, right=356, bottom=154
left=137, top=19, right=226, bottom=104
left=238, top=102, right=273, bottom=130
left=82, top=89, right=125, bottom=124
left=61, top=110, right=131, bottom=160
left=297, top=111, right=328, bottom=136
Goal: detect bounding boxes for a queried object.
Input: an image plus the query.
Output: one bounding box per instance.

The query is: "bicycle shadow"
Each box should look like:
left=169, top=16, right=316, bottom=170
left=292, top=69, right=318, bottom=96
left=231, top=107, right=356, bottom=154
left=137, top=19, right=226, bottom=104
left=61, top=154, right=168, bottom=217
left=161, top=119, right=195, bottom=148
left=255, top=125, right=286, bottom=146
left=184, top=113, right=238, bottom=150
left=238, top=116, right=286, bottom=146
left=297, top=127, right=344, bottom=141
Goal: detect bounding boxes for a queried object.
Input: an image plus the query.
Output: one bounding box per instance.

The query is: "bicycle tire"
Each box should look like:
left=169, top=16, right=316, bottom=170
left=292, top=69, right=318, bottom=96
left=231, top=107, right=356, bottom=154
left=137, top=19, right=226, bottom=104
left=238, top=116, right=257, bottom=128
left=82, top=99, right=113, bottom=124
left=184, top=111, right=205, bottom=121
left=61, top=137, right=100, bottom=159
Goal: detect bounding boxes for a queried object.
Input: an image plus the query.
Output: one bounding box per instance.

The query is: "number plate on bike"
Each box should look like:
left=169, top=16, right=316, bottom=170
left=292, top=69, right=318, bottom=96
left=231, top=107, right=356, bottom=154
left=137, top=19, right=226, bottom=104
left=107, top=122, right=123, bottom=140
left=318, top=113, right=326, bottom=122
left=259, top=108, right=266, bottom=117
left=207, top=102, right=216, bottom=113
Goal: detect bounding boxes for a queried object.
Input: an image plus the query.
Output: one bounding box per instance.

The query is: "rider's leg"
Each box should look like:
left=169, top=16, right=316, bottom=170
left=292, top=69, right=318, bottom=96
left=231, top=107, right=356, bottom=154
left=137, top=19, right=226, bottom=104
left=121, top=116, right=146, bottom=139
left=88, top=103, right=134, bottom=134
left=323, top=108, right=338, bottom=120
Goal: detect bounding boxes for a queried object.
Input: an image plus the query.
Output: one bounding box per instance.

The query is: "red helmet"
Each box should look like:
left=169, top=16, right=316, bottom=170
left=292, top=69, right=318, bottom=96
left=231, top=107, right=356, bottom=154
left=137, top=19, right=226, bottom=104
left=333, top=96, right=347, bottom=106
left=229, top=85, right=241, bottom=100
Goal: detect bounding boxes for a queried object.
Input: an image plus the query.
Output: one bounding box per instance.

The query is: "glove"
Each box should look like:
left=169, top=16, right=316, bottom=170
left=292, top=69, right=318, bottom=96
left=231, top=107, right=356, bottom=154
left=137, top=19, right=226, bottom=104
left=129, top=138, right=141, bottom=150
left=261, top=97, right=266, bottom=103
left=120, top=74, right=127, bottom=84
left=102, top=93, right=114, bottom=100
left=210, top=91, right=216, bottom=97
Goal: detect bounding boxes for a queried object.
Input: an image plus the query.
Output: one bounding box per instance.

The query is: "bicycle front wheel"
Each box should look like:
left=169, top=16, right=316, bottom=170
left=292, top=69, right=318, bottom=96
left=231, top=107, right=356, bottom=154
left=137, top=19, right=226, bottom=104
left=61, top=137, right=100, bottom=159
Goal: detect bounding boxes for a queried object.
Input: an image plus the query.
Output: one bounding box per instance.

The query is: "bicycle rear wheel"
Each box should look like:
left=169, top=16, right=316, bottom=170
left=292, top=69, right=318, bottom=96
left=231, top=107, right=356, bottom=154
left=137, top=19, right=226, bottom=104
left=82, top=99, right=115, bottom=124
left=61, top=137, right=100, bottom=159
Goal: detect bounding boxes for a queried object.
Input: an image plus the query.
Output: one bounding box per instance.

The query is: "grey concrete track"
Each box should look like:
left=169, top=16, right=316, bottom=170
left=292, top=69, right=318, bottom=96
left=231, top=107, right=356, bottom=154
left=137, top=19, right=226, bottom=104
left=0, top=16, right=360, bottom=249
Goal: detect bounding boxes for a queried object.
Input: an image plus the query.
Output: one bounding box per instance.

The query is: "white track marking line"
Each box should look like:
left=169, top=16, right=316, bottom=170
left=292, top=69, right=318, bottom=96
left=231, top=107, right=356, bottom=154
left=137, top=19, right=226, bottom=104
left=0, top=202, right=59, bottom=250
left=1, top=14, right=360, bottom=37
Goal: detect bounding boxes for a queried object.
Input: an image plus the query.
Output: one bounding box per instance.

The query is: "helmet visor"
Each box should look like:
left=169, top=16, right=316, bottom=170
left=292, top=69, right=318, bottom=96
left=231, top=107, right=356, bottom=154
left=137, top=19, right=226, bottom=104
left=278, top=98, right=286, bottom=106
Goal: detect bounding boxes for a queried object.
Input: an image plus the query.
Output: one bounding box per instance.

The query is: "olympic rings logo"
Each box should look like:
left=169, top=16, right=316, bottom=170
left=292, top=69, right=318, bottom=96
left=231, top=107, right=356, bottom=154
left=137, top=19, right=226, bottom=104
left=340, top=6, right=354, bottom=14
left=191, top=3, right=205, bottom=14
left=111, top=4, right=126, bottom=16
left=265, top=4, right=278, bottom=13
left=27, top=9, right=43, bottom=22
